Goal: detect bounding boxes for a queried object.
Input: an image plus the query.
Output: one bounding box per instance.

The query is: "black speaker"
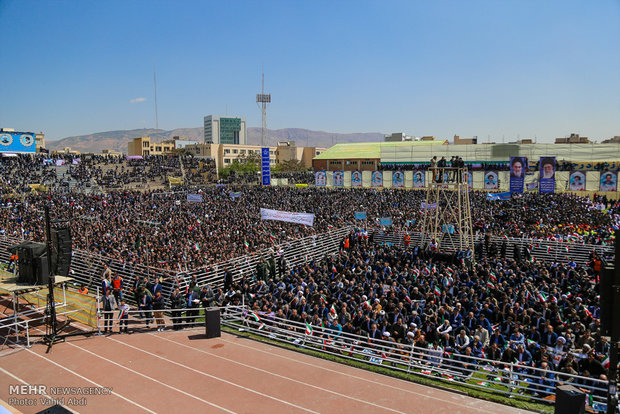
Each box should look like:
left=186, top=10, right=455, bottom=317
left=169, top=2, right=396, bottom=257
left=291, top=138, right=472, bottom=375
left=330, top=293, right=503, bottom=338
left=600, top=265, right=615, bottom=337
left=555, top=384, right=585, bottom=414
left=51, top=227, right=72, bottom=277
left=36, top=404, right=72, bottom=414
left=16, top=242, right=47, bottom=284
left=17, top=247, right=36, bottom=284
left=35, top=255, right=49, bottom=285
left=205, top=308, right=221, bottom=338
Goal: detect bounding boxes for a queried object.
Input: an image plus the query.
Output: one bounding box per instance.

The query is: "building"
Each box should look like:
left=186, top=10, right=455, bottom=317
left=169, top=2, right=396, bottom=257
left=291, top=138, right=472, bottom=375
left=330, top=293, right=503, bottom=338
left=555, top=133, right=591, bottom=144
left=35, top=133, right=45, bottom=152
left=204, top=115, right=247, bottom=145
left=185, top=143, right=274, bottom=171
left=601, top=136, right=620, bottom=144
left=184, top=141, right=325, bottom=174
left=275, top=141, right=326, bottom=169
left=453, top=135, right=478, bottom=145
left=127, top=136, right=175, bottom=156
left=384, top=133, right=414, bottom=142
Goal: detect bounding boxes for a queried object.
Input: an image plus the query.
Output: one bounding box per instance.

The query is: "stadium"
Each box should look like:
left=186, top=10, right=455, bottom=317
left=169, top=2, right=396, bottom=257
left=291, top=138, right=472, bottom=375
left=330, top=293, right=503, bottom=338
left=0, top=149, right=618, bottom=414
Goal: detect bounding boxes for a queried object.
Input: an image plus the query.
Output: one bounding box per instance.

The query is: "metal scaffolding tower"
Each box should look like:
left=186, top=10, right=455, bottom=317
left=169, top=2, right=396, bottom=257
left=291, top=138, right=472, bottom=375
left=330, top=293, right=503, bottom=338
left=420, top=167, right=475, bottom=257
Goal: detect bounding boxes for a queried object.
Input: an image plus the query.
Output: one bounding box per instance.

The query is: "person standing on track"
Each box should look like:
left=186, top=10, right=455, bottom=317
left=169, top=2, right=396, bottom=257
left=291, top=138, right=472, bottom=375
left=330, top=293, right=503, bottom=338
left=102, top=289, right=117, bottom=334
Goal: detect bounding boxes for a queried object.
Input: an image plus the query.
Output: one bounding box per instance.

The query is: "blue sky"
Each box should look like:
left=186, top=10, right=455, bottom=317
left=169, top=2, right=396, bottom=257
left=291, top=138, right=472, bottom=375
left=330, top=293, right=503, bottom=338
left=1, top=0, right=619, bottom=142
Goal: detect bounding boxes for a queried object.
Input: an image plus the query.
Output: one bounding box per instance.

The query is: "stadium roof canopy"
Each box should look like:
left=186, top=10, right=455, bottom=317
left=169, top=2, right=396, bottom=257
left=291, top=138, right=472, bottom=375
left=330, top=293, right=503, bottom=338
left=315, top=141, right=620, bottom=163
left=314, top=140, right=448, bottom=160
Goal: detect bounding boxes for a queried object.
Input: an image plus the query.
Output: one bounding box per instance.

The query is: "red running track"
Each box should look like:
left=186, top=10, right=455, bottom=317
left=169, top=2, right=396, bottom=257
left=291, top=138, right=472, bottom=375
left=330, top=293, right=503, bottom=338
left=0, top=329, right=536, bottom=414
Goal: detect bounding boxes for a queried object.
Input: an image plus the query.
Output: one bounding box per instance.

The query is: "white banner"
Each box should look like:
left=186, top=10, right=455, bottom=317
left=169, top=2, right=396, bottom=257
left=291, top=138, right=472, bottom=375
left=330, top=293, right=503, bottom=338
left=260, top=208, right=315, bottom=227
left=187, top=194, right=203, bottom=202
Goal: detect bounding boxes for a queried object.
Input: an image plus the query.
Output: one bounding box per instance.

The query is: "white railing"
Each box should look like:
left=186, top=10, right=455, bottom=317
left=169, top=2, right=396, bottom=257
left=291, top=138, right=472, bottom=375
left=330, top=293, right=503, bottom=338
left=0, top=227, right=352, bottom=309
left=372, top=230, right=614, bottom=265
left=222, top=306, right=614, bottom=412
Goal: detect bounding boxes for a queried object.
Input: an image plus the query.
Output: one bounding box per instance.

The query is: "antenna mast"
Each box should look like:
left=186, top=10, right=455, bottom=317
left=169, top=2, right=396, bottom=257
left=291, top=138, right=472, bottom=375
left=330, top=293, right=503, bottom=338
left=153, top=70, right=159, bottom=130
left=256, top=70, right=271, bottom=147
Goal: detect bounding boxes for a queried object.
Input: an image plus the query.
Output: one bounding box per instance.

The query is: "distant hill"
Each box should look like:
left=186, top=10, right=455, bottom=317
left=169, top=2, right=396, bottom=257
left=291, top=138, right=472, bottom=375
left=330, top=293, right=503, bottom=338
left=47, top=127, right=385, bottom=154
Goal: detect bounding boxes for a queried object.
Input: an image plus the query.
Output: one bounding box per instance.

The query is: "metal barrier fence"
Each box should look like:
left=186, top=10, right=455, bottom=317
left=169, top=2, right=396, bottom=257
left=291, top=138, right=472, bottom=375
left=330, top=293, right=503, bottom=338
left=0, top=226, right=352, bottom=308
left=373, top=230, right=615, bottom=265
left=222, top=306, right=614, bottom=413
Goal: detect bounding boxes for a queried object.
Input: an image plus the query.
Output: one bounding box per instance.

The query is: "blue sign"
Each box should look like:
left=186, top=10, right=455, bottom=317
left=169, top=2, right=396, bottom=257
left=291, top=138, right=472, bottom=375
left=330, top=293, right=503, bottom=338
left=509, top=157, right=526, bottom=193
left=379, top=217, right=392, bottom=226
left=261, top=147, right=270, bottom=186
left=354, top=211, right=367, bottom=220
left=0, top=131, right=36, bottom=153
left=487, top=192, right=511, bottom=200
left=538, top=156, right=556, bottom=194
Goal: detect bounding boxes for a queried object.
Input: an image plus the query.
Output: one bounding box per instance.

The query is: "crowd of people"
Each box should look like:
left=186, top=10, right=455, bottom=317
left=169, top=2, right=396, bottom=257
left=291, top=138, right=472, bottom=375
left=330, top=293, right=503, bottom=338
left=2, top=152, right=618, bottom=401
left=0, top=174, right=617, bottom=271
left=239, top=238, right=613, bottom=396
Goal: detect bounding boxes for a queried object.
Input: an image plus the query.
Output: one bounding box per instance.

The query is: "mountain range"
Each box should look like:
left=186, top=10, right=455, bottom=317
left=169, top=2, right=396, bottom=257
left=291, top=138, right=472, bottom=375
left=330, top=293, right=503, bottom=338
left=47, top=127, right=386, bottom=154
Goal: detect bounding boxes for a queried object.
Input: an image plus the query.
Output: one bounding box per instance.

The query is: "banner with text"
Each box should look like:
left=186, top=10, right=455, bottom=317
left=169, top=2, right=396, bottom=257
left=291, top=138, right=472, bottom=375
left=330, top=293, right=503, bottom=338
left=261, top=148, right=271, bottom=186
left=538, top=157, right=556, bottom=193
left=260, top=208, right=315, bottom=227
left=509, top=156, right=526, bottom=193
left=487, top=192, right=511, bottom=200
left=354, top=211, right=367, bottom=220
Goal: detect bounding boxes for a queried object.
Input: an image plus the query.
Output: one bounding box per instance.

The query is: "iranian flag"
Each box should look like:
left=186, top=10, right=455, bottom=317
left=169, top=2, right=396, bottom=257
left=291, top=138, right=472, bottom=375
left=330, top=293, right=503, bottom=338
left=582, top=305, right=592, bottom=318
left=445, top=267, right=454, bottom=275
left=537, top=292, right=548, bottom=302
left=305, top=321, right=313, bottom=335
left=193, top=243, right=200, bottom=251
left=434, top=286, right=442, bottom=296
left=250, top=312, right=265, bottom=330
left=269, top=233, right=276, bottom=242
left=602, top=355, right=610, bottom=369
left=404, top=295, right=412, bottom=304
left=486, top=281, right=494, bottom=289
left=330, top=304, right=338, bottom=319
left=489, top=272, right=498, bottom=282
left=244, top=241, right=249, bottom=249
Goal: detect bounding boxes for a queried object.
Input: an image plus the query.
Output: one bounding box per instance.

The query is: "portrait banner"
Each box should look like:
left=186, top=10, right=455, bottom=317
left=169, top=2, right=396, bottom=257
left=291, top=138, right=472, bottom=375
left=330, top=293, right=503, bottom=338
left=351, top=171, right=362, bottom=187
left=315, top=171, right=326, bottom=187
left=333, top=171, right=344, bottom=187
left=371, top=171, right=383, bottom=187
left=392, top=171, right=404, bottom=188
left=413, top=171, right=425, bottom=188
left=600, top=171, right=617, bottom=192
left=484, top=171, right=499, bottom=189
left=539, top=157, right=556, bottom=193
left=569, top=172, right=586, bottom=191
left=465, top=171, right=473, bottom=189
left=509, top=157, right=526, bottom=193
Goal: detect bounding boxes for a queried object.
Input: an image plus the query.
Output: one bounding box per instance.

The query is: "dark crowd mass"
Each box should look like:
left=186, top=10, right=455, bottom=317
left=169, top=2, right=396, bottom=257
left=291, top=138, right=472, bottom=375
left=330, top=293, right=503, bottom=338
left=1, top=152, right=618, bottom=398
left=0, top=153, right=617, bottom=270
left=235, top=238, right=615, bottom=393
